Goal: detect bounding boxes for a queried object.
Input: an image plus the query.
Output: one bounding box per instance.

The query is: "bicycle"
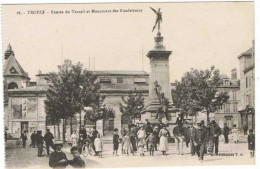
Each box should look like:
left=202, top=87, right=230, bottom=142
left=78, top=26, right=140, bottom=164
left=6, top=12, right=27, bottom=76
left=81, top=137, right=95, bottom=157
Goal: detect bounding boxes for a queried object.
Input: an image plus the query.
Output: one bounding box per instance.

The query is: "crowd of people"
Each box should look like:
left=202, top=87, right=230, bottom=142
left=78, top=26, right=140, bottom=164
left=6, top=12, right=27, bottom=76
left=12, top=115, right=254, bottom=168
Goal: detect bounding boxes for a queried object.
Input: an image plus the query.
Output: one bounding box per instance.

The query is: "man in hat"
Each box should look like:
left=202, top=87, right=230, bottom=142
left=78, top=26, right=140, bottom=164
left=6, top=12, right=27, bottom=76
left=44, top=128, right=55, bottom=155
left=36, top=130, right=44, bottom=157
left=208, top=120, right=221, bottom=155
left=49, top=141, right=68, bottom=169
left=192, top=122, right=207, bottom=162
left=153, top=126, right=160, bottom=151
left=223, top=123, right=230, bottom=144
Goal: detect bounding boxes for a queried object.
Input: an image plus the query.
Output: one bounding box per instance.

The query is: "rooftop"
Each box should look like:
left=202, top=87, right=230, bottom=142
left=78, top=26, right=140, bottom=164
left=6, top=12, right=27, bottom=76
left=238, top=47, right=253, bottom=59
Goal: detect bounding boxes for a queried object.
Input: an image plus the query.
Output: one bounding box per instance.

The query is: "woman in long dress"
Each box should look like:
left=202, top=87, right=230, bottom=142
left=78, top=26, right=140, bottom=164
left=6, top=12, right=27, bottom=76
left=70, top=130, right=78, bottom=147
left=122, top=133, right=132, bottom=155
left=159, top=126, right=169, bottom=155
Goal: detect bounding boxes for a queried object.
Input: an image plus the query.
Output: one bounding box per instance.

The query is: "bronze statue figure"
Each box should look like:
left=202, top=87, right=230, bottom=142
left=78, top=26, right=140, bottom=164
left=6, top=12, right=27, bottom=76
left=150, top=7, right=162, bottom=33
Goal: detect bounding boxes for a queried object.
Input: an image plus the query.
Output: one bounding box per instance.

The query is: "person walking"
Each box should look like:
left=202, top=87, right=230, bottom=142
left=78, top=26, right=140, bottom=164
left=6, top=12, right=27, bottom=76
left=20, top=131, right=27, bottom=148
left=187, top=124, right=196, bottom=156
left=36, top=130, right=44, bottom=157
left=173, top=123, right=184, bottom=155
left=208, top=120, right=221, bottom=156
left=44, top=128, right=55, bottom=156
left=223, top=123, right=230, bottom=144
left=192, top=122, right=207, bottom=163
left=159, top=125, right=169, bottom=155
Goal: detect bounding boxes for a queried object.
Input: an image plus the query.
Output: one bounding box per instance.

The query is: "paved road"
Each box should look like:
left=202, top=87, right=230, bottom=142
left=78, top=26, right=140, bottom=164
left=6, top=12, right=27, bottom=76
left=5, top=141, right=254, bottom=169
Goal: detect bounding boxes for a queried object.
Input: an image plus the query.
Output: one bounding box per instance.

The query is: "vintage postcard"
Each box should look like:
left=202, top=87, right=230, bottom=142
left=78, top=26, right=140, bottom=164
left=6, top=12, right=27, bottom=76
left=2, top=1, right=255, bottom=169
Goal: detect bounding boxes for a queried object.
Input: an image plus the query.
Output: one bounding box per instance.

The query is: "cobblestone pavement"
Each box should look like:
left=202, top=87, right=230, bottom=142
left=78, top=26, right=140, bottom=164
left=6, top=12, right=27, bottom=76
left=5, top=141, right=254, bottom=169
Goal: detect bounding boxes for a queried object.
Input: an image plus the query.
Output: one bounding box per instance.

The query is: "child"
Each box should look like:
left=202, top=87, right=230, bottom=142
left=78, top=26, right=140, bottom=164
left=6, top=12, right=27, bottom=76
left=146, top=133, right=156, bottom=156
left=68, top=146, right=86, bottom=168
left=232, top=125, right=239, bottom=143
left=113, top=128, right=120, bottom=156
left=94, top=134, right=103, bottom=158
left=122, top=133, right=132, bottom=156
left=248, top=129, right=255, bottom=158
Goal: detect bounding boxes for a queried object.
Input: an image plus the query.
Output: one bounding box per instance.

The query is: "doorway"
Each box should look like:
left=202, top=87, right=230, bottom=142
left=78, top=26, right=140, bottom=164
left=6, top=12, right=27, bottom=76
left=103, top=118, right=114, bottom=136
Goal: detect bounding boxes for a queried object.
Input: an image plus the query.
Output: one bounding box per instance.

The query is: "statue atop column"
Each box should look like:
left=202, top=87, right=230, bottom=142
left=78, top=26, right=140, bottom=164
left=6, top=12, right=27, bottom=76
left=150, top=7, right=162, bottom=33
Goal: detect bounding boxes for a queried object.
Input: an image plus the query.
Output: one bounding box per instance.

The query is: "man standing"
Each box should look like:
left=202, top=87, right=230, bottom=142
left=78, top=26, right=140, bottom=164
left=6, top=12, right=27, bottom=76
left=188, top=124, right=196, bottom=156
left=30, top=131, right=36, bottom=148
left=79, top=126, right=87, bottom=140
left=49, top=141, right=68, bottom=169
left=153, top=126, right=160, bottom=151
left=173, top=123, right=184, bottom=155
left=36, top=130, right=44, bottom=157
left=193, top=122, right=207, bottom=162
left=20, top=131, right=27, bottom=148
left=145, top=122, right=153, bottom=151
left=243, top=125, right=248, bottom=135
left=223, top=123, right=230, bottom=144
left=44, top=129, right=55, bottom=156
left=209, top=120, right=221, bottom=155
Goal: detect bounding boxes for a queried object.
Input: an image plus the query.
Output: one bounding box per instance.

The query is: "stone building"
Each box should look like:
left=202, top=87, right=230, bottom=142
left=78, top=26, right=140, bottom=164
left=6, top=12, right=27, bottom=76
left=3, top=44, right=31, bottom=132
left=238, top=41, right=255, bottom=130
left=214, top=70, right=241, bottom=130
left=6, top=69, right=150, bottom=139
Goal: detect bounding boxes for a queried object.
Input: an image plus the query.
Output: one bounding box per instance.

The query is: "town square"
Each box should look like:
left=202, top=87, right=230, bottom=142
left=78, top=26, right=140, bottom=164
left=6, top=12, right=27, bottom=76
left=2, top=2, right=255, bottom=169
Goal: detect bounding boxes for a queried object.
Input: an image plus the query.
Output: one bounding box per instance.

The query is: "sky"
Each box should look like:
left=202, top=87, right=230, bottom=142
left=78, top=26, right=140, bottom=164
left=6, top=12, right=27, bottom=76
left=2, top=2, right=254, bottom=82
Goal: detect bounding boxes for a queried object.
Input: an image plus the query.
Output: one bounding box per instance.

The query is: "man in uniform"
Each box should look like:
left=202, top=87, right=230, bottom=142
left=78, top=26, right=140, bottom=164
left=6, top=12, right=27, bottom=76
left=44, top=128, right=55, bottom=155
left=49, top=141, right=68, bottom=169
left=208, top=120, right=221, bottom=155
left=193, top=122, right=207, bottom=162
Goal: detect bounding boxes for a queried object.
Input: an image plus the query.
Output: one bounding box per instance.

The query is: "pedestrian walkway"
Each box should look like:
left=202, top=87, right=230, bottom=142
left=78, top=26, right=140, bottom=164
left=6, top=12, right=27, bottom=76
left=5, top=141, right=254, bottom=169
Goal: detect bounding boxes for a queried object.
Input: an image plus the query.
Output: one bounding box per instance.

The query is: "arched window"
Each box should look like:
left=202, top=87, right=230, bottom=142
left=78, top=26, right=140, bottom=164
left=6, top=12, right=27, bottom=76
left=8, top=82, right=18, bottom=89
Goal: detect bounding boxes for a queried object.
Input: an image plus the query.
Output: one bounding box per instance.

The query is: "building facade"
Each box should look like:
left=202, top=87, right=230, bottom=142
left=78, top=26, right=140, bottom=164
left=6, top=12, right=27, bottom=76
left=238, top=41, right=255, bottom=130
left=214, top=70, right=241, bottom=130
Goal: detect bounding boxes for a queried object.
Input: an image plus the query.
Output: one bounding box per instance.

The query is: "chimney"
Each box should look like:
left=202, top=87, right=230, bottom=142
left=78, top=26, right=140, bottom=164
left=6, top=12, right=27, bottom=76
left=231, top=68, right=237, bottom=84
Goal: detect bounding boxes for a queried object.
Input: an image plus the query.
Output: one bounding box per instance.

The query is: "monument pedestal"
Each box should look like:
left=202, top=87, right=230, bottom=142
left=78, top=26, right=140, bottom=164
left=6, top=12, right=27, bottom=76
left=141, top=32, right=178, bottom=124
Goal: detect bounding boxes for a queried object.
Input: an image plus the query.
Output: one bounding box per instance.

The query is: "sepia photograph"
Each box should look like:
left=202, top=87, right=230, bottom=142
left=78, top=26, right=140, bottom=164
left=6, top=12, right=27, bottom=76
left=1, top=1, right=256, bottom=169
